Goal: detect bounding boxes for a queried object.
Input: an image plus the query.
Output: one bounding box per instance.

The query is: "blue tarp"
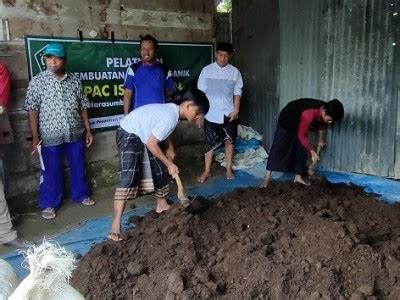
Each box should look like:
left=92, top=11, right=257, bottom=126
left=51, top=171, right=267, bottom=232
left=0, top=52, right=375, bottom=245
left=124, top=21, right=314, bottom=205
left=1, top=204, right=154, bottom=279
left=243, top=163, right=400, bottom=204
left=1, top=170, right=263, bottom=279
left=2, top=163, right=399, bottom=280
left=234, top=138, right=261, bottom=153
left=319, top=168, right=400, bottom=204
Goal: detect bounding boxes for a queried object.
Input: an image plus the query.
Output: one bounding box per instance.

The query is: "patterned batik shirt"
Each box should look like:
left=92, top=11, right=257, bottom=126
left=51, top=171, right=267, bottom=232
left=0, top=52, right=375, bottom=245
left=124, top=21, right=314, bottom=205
left=24, top=70, right=90, bottom=146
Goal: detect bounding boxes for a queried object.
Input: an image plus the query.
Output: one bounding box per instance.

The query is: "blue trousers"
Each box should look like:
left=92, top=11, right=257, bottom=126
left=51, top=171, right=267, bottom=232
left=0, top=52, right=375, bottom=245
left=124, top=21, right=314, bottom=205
left=39, top=139, right=90, bottom=210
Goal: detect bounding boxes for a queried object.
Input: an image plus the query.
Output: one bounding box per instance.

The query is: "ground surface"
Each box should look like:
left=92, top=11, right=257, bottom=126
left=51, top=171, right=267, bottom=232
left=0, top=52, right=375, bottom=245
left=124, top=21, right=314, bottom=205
left=0, top=144, right=213, bottom=255
left=71, top=179, right=400, bottom=299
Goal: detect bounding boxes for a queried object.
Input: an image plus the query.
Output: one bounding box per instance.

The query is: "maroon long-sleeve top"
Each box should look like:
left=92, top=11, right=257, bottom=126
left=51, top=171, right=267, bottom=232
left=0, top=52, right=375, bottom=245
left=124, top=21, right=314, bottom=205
left=0, top=63, right=11, bottom=108
left=298, top=107, right=324, bottom=151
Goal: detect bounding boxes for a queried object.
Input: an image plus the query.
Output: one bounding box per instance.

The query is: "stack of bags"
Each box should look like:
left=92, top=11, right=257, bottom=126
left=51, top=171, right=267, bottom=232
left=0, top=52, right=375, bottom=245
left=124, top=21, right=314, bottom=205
left=4, top=240, right=84, bottom=300
left=215, top=124, right=268, bottom=170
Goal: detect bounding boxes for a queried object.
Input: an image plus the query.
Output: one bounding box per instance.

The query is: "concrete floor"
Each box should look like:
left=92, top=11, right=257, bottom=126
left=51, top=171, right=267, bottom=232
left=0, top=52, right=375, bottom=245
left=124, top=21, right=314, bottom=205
left=0, top=161, right=226, bottom=256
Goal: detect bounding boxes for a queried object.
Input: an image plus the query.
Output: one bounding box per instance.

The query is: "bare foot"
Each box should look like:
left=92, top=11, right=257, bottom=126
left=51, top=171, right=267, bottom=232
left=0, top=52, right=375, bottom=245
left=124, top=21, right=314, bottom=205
left=197, top=171, right=211, bottom=183
left=156, top=199, right=171, bottom=213
left=263, top=177, right=271, bottom=188
left=262, top=171, right=273, bottom=188
left=108, top=221, right=122, bottom=241
left=294, top=175, right=311, bottom=186
left=226, top=168, right=235, bottom=180
left=108, top=232, right=123, bottom=242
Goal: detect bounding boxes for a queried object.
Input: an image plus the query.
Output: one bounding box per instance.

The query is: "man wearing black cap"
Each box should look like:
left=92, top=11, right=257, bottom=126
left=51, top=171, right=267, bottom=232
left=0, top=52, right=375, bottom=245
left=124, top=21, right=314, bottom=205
left=197, top=42, right=243, bottom=183
left=24, top=43, right=95, bottom=220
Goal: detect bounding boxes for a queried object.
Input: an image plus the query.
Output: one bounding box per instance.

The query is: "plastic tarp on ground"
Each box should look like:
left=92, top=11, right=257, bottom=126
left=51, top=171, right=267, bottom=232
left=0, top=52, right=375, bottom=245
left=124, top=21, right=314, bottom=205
left=1, top=204, right=152, bottom=279
left=319, top=168, right=400, bottom=204
left=2, top=163, right=399, bottom=279
left=1, top=170, right=263, bottom=280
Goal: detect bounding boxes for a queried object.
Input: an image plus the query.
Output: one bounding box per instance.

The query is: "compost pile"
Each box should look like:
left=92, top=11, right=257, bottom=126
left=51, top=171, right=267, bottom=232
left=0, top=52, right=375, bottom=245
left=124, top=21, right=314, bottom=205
left=71, top=179, right=400, bottom=299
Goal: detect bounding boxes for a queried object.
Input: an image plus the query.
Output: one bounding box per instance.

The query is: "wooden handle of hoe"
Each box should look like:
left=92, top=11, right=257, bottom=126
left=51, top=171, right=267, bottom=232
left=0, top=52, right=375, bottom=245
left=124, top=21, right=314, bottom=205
left=173, top=173, right=186, bottom=199
left=173, top=173, right=190, bottom=207
left=308, top=145, right=322, bottom=175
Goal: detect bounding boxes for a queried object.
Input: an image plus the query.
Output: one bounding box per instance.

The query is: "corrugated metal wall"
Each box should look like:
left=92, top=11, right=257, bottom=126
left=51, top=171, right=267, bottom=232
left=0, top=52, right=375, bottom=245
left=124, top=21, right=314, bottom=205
left=215, top=12, right=232, bottom=43
left=279, top=0, right=325, bottom=104
left=280, top=0, right=399, bottom=177
left=323, top=0, right=398, bottom=177
left=395, top=2, right=400, bottom=178
left=232, top=0, right=280, bottom=148
left=232, top=0, right=400, bottom=178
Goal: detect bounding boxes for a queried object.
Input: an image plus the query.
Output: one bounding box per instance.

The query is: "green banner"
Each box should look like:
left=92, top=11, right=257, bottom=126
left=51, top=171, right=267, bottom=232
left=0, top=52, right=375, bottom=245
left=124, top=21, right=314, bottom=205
left=25, top=36, right=213, bottom=131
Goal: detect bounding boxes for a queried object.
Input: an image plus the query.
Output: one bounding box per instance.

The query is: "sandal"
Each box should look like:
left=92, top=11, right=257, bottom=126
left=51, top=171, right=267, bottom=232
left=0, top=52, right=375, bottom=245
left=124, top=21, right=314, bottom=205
left=82, top=198, right=96, bottom=206
left=42, top=207, right=56, bottom=220
left=108, top=232, right=123, bottom=242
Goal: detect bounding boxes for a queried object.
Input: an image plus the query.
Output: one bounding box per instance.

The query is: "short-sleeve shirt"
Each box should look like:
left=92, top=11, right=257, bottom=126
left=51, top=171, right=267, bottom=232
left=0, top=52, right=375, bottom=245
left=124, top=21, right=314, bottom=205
left=123, top=61, right=175, bottom=110
left=120, top=103, right=179, bottom=144
left=197, top=62, right=243, bottom=124
left=24, top=70, right=90, bottom=146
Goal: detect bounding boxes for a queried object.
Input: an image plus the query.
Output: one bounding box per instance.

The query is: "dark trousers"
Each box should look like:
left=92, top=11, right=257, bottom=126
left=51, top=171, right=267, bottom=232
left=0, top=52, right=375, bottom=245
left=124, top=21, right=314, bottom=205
left=266, top=125, right=308, bottom=176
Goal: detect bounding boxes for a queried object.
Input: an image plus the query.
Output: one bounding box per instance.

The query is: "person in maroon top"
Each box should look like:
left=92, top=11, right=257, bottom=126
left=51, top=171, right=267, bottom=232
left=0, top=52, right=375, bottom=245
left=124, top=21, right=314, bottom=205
left=263, top=98, right=344, bottom=188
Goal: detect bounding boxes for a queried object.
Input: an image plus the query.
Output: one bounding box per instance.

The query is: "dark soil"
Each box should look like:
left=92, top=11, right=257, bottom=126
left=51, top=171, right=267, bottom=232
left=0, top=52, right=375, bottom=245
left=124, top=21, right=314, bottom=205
left=71, top=179, right=400, bottom=299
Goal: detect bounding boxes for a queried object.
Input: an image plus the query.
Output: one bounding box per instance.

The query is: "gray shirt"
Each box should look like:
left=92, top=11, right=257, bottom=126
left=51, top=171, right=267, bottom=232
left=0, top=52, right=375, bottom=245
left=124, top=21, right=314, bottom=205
left=24, top=70, right=90, bottom=146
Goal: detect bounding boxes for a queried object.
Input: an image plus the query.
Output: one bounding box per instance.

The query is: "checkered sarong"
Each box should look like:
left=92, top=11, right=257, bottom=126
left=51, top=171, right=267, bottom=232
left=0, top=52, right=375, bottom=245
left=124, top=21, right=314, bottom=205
left=204, top=116, right=239, bottom=153
left=114, top=128, right=170, bottom=201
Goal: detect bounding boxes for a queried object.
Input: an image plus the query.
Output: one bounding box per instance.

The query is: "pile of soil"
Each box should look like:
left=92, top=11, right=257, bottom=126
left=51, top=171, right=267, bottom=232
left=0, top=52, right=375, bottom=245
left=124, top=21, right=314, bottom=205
left=71, top=179, right=400, bottom=299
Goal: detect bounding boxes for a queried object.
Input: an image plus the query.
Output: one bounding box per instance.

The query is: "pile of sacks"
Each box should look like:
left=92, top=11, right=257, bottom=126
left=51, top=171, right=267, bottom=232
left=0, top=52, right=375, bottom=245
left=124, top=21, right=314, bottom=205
left=0, top=259, right=19, bottom=300
left=215, top=124, right=268, bottom=170
left=1, top=241, right=84, bottom=300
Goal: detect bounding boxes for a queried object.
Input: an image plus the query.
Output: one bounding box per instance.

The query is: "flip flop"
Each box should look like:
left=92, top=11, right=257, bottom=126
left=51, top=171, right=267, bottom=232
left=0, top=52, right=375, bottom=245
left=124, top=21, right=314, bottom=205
left=108, top=232, right=123, bottom=242
left=42, top=208, right=56, bottom=220
left=82, top=198, right=96, bottom=206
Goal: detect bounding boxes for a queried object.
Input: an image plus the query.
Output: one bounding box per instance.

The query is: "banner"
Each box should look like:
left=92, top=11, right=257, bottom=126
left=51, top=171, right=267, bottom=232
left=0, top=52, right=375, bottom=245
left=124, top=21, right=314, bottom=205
left=25, top=36, right=213, bottom=131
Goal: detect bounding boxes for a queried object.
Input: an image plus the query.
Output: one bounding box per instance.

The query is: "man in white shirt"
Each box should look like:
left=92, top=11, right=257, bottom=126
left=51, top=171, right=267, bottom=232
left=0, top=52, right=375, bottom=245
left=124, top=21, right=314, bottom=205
left=108, top=89, right=209, bottom=241
left=197, top=42, right=243, bottom=182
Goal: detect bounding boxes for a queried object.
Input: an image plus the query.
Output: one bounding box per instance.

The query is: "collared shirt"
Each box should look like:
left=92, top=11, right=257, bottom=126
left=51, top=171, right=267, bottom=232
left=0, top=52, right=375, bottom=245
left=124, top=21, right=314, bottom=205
left=197, top=62, right=243, bottom=124
left=123, top=61, right=175, bottom=110
left=24, top=70, right=90, bottom=146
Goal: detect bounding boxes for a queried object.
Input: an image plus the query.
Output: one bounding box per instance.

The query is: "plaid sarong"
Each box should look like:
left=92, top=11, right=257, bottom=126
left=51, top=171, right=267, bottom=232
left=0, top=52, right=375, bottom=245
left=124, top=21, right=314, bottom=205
left=114, top=128, right=170, bottom=201
left=204, top=116, right=239, bottom=153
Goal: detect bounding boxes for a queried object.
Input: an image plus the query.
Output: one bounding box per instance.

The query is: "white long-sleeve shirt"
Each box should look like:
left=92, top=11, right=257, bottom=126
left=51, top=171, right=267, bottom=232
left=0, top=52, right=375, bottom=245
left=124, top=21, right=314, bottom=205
left=197, top=62, right=243, bottom=124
